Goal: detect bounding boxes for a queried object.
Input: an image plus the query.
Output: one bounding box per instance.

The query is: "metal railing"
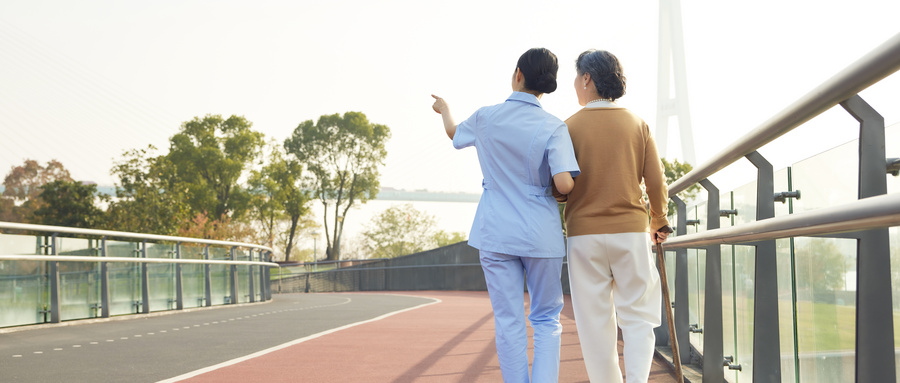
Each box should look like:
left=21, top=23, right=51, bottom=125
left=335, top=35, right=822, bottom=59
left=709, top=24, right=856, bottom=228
left=660, top=32, right=900, bottom=382
left=0, top=221, right=278, bottom=327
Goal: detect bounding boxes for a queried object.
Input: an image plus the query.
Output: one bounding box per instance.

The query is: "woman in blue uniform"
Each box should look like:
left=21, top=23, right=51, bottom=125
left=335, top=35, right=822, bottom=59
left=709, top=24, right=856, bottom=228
left=431, top=47, right=580, bottom=383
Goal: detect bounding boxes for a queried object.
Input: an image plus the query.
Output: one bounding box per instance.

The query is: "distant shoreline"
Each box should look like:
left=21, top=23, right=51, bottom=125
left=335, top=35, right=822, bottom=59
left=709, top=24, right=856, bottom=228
left=0, top=185, right=483, bottom=204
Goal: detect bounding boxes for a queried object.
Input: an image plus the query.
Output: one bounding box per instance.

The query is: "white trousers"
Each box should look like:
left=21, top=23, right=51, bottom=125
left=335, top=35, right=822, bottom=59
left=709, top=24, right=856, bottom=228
left=480, top=250, right=564, bottom=383
left=567, top=233, right=661, bottom=383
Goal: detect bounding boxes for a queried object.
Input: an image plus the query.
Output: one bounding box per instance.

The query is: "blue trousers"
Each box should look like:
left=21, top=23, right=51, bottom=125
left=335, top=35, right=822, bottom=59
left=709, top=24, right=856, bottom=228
left=480, top=250, right=564, bottom=383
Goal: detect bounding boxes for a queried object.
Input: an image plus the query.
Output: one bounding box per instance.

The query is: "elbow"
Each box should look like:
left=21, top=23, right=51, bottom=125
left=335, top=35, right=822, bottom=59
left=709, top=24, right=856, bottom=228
left=552, top=172, right=575, bottom=195
left=556, top=179, right=574, bottom=195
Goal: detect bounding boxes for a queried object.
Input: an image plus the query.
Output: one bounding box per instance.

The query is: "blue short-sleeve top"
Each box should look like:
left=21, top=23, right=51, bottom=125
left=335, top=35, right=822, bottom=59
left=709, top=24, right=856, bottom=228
left=453, top=92, right=580, bottom=258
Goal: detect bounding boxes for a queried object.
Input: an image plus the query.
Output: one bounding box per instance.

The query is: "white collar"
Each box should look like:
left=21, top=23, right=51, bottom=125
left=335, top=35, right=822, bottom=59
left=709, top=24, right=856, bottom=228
left=586, top=100, right=617, bottom=108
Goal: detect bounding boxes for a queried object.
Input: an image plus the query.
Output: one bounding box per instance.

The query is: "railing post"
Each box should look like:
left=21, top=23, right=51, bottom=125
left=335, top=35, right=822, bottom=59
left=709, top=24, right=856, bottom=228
left=140, top=240, right=150, bottom=314
left=671, top=195, right=691, bottom=365
left=48, top=233, right=61, bottom=323
left=698, top=179, right=724, bottom=383
left=248, top=249, right=256, bottom=303
left=840, top=94, right=895, bottom=383
left=175, top=242, right=184, bottom=310
left=203, top=245, right=212, bottom=307
left=258, top=250, right=267, bottom=300
left=266, top=252, right=273, bottom=300
left=100, top=236, right=110, bottom=318
left=745, top=150, right=781, bottom=382
left=230, top=246, right=238, bottom=304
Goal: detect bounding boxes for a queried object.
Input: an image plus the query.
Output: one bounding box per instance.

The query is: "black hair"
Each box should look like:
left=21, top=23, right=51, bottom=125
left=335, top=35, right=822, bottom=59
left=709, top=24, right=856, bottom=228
left=575, top=50, right=626, bottom=100
left=516, top=48, right=559, bottom=94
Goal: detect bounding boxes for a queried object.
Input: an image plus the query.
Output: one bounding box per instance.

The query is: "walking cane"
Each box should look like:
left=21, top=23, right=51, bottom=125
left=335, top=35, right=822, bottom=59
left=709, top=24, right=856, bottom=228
left=655, top=228, right=684, bottom=383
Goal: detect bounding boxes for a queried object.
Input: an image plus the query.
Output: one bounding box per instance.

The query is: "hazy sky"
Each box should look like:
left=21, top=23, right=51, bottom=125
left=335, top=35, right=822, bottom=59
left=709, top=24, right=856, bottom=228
left=1, top=0, right=898, bottom=194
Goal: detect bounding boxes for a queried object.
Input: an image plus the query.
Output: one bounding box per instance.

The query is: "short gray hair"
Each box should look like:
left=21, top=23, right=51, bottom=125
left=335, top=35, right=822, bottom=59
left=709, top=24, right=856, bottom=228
left=575, top=50, right=626, bottom=100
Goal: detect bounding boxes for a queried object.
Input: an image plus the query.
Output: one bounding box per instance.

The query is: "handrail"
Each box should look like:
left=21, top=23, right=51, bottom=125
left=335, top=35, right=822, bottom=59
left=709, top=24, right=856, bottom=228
left=0, top=255, right=279, bottom=267
left=663, top=193, right=900, bottom=249
left=0, top=221, right=275, bottom=254
left=669, top=32, right=900, bottom=196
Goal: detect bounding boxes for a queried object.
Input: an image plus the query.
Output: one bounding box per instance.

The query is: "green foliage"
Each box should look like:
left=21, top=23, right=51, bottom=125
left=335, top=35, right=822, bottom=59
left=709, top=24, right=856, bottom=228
left=361, top=204, right=465, bottom=259
left=107, top=146, right=192, bottom=235
left=248, top=142, right=313, bottom=262
left=1, top=159, right=73, bottom=222
left=167, top=114, right=265, bottom=220
left=284, top=111, right=390, bottom=260
left=794, top=238, right=850, bottom=292
left=432, top=230, right=467, bottom=248
left=33, top=180, right=107, bottom=228
left=661, top=158, right=700, bottom=213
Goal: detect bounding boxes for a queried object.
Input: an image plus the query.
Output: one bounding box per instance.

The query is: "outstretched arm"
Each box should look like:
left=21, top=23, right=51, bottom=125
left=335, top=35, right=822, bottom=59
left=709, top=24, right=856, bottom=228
left=431, top=94, right=457, bottom=139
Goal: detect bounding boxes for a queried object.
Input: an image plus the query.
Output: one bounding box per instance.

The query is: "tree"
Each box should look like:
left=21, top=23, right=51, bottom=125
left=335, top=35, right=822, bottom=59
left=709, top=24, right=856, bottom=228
left=432, top=230, right=468, bottom=248
left=167, top=114, right=265, bottom=221
left=284, top=112, right=390, bottom=261
left=794, top=238, right=849, bottom=292
left=661, top=158, right=701, bottom=214
left=247, top=143, right=313, bottom=262
left=1, top=159, right=73, bottom=222
left=33, top=180, right=106, bottom=228
left=361, top=204, right=466, bottom=259
left=107, top=146, right=191, bottom=235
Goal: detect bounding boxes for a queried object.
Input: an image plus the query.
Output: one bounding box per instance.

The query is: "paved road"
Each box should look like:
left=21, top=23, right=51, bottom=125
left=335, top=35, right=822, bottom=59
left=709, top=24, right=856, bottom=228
left=0, top=293, right=434, bottom=383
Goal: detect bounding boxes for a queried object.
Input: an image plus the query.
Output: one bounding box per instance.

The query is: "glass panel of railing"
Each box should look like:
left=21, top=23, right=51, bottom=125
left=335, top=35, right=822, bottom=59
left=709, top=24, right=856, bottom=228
left=889, top=123, right=899, bottom=195
left=0, top=234, right=49, bottom=327
left=719, top=191, right=737, bottom=383
left=772, top=167, right=800, bottom=382
left=790, top=132, right=862, bottom=382
left=889, top=225, right=900, bottom=383
left=882, top=124, right=900, bottom=382
left=686, top=203, right=705, bottom=351
left=791, top=140, right=857, bottom=214
left=776, top=236, right=799, bottom=383
left=181, top=244, right=205, bottom=308
left=236, top=248, right=250, bottom=303
left=793, top=237, right=856, bottom=383
left=209, top=247, right=231, bottom=305
left=107, top=240, right=141, bottom=316
left=773, top=167, right=793, bottom=218
left=57, top=237, right=100, bottom=321
left=145, top=242, right=175, bottom=312
left=250, top=252, right=261, bottom=302
left=731, top=182, right=759, bottom=383
left=733, top=244, right=756, bottom=382
left=721, top=243, right=738, bottom=383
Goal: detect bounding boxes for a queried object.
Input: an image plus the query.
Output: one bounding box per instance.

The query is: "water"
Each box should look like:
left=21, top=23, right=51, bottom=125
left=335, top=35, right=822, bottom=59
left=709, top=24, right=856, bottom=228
left=301, top=198, right=479, bottom=260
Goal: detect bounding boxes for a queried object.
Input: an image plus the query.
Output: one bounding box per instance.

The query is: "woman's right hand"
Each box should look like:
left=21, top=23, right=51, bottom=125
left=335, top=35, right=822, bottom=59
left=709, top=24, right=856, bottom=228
left=431, top=94, right=448, bottom=114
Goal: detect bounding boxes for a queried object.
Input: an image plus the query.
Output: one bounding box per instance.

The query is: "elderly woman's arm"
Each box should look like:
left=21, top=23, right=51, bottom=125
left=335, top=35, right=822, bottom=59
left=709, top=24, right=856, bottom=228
left=644, top=130, right=671, bottom=244
left=553, top=172, right=574, bottom=195
left=431, top=94, right=457, bottom=139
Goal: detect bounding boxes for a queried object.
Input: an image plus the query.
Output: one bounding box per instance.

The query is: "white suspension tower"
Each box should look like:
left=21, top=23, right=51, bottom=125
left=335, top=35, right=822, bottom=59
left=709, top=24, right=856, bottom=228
left=656, top=0, right=696, bottom=165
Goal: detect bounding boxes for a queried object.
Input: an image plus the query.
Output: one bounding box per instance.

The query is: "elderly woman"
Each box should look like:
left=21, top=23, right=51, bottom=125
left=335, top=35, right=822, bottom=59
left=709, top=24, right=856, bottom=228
left=556, top=49, right=671, bottom=383
left=432, top=47, right=580, bottom=383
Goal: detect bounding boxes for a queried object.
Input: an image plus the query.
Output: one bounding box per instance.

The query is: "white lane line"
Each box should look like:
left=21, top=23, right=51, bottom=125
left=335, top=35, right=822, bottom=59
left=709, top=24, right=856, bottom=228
left=158, top=296, right=439, bottom=383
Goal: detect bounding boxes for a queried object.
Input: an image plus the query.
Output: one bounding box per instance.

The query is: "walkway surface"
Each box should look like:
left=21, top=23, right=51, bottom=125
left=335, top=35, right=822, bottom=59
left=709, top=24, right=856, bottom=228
left=172, top=291, right=678, bottom=382
left=1, top=291, right=680, bottom=382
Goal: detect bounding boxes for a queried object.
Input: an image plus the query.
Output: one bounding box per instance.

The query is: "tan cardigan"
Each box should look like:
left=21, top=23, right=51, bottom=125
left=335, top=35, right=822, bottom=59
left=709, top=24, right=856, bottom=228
left=555, top=107, right=669, bottom=236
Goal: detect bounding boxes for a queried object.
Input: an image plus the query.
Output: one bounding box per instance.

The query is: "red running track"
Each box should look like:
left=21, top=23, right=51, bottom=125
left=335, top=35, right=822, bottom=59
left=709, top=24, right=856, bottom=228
left=174, top=291, right=677, bottom=382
